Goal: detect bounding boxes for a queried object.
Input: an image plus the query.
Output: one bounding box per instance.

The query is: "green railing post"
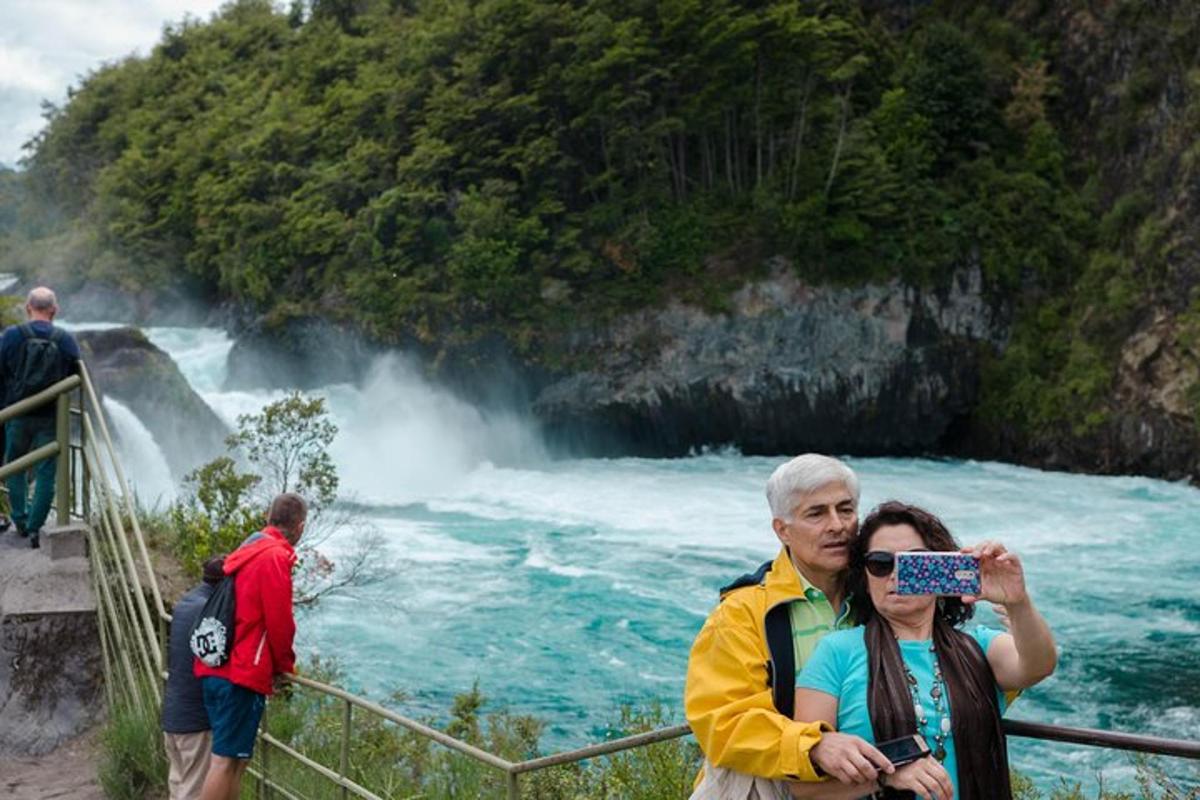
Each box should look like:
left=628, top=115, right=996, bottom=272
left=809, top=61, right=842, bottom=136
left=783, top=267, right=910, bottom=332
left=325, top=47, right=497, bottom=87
left=81, top=445, right=90, bottom=519
left=260, top=705, right=271, bottom=800
left=341, top=700, right=353, bottom=799
left=507, top=770, right=520, bottom=800
left=55, top=391, right=69, bottom=526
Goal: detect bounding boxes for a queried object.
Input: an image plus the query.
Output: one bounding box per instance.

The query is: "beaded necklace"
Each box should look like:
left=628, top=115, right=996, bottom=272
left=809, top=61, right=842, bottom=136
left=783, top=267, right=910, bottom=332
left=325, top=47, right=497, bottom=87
left=900, top=641, right=950, bottom=762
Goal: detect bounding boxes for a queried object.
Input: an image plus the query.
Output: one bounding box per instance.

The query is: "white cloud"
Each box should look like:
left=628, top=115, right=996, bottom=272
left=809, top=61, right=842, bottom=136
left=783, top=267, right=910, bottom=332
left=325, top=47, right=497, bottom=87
left=0, top=0, right=230, bottom=166
left=0, top=45, right=59, bottom=94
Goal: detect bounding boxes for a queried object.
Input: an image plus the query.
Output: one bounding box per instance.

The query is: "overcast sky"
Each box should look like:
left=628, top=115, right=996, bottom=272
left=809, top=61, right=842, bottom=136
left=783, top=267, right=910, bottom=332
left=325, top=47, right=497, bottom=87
left=0, top=0, right=229, bottom=167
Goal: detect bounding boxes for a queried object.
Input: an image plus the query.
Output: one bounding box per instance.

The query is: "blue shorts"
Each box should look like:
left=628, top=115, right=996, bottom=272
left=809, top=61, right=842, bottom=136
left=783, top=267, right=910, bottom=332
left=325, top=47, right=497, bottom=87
left=201, top=677, right=266, bottom=759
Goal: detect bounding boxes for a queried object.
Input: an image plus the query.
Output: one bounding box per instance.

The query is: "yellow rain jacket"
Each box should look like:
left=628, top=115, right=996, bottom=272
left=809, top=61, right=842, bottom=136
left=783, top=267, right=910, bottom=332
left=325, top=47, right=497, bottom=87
left=684, top=548, right=833, bottom=782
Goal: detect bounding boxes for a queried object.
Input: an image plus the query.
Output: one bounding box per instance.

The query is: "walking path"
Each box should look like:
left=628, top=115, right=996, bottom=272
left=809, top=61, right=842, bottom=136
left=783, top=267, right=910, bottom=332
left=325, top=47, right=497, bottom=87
left=0, top=729, right=104, bottom=799
left=0, top=526, right=105, bottom=797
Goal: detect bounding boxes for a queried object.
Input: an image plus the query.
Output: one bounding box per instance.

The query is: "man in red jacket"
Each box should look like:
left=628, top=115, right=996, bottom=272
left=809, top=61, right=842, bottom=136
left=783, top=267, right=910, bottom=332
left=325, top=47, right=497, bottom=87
left=196, top=492, right=305, bottom=800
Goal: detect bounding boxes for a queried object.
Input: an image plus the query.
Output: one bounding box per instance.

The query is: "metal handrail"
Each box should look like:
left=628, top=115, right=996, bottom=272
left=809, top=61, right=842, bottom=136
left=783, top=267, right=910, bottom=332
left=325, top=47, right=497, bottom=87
left=286, top=673, right=516, bottom=772
left=1002, top=719, right=1200, bottom=760
left=510, top=723, right=693, bottom=774
left=0, top=374, right=79, bottom=424
left=0, top=440, right=60, bottom=481
left=78, top=364, right=168, bottom=648
left=258, top=670, right=1200, bottom=800
left=33, top=356, right=1192, bottom=800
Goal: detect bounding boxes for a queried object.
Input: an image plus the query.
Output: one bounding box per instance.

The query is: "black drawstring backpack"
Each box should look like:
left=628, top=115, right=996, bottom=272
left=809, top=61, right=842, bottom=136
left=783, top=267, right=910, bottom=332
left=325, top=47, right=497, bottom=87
left=189, top=575, right=236, bottom=667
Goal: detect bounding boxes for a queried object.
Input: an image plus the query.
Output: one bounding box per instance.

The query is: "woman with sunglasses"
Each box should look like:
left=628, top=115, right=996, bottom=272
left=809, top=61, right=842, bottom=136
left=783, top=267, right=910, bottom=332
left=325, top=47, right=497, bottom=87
left=792, top=502, right=1056, bottom=800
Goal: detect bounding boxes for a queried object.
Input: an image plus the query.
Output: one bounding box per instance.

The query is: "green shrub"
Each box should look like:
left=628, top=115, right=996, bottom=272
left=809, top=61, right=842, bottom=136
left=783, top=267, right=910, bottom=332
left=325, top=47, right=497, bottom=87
left=98, top=699, right=168, bottom=800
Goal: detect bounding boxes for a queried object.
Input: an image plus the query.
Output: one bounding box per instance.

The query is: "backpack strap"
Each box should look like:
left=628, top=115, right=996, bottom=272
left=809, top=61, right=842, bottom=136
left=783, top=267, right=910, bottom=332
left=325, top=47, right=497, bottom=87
left=716, top=558, right=796, bottom=716
left=763, top=603, right=795, bottom=717
left=16, top=322, right=64, bottom=343
left=719, top=559, right=773, bottom=596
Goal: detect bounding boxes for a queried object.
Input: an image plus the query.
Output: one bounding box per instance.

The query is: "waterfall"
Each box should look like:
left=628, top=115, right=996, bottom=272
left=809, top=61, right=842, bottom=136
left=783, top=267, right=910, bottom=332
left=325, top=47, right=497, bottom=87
left=325, top=353, right=547, bottom=503
left=138, top=327, right=547, bottom=503
left=102, top=397, right=177, bottom=507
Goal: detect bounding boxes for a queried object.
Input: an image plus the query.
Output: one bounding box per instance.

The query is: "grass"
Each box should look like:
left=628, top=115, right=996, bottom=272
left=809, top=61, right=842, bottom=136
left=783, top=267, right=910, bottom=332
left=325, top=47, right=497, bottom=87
left=98, top=697, right=168, bottom=800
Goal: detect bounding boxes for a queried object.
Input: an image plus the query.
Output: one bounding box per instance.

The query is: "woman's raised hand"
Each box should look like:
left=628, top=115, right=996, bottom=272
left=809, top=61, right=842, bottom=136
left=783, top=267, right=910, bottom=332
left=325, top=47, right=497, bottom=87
left=961, top=540, right=1028, bottom=608
left=883, top=756, right=954, bottom=800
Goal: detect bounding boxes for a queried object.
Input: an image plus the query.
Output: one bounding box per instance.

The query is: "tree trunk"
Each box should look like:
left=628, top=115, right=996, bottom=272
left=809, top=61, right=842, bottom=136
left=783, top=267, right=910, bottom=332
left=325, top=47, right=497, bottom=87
left=788, top=75, right=813, bottom=201
left=678, top=134, right=688, bottom=200
left=725, top=111, right=735, bottom=193
left=754, top=55, right=763, bottom=189
left=824, top=86, right=851, bottom=198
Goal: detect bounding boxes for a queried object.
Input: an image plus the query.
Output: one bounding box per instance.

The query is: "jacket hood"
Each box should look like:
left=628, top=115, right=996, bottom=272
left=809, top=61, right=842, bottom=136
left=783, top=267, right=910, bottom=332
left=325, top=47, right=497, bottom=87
left=223, top=526, right=296, bottom=574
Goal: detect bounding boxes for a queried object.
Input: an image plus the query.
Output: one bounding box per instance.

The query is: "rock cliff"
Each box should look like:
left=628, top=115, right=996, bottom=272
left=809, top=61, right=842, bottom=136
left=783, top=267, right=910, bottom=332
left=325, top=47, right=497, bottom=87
left=532, top=263, right=1007, bottom=456
left=224, top=317, right=380, bottom=391
left=959, top=2, right=1200, bottom=482
left=75, top=328, right=228, bottom=477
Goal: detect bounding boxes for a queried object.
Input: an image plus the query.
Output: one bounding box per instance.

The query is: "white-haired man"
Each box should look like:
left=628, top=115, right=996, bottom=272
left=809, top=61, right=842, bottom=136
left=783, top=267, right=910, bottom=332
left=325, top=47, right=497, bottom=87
left=0, top=287, right=81, bottom=549
left=684, top=454, right=892, bottom=797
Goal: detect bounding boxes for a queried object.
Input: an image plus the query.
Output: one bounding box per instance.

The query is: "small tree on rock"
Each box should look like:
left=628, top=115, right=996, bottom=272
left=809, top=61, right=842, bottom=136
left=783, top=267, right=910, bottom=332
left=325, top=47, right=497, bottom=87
left=170, top=391, right=386, bottom=606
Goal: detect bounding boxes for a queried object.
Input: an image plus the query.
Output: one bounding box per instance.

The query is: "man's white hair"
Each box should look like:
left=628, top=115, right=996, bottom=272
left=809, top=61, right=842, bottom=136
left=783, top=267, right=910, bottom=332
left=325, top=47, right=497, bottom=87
left=766, top=454, right=860, bottom=520
left=26, top=287, right=57, bottom=312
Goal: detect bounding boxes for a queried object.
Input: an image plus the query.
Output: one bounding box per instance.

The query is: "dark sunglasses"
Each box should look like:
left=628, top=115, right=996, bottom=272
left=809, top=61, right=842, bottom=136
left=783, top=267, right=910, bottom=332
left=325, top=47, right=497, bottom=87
left=864, top=551, right=897, bottom=578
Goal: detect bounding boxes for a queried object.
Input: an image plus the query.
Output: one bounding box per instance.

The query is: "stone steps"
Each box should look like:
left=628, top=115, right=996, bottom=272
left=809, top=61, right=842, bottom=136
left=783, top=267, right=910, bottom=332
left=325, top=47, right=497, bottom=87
left=0, top=524, right=102, bottom=757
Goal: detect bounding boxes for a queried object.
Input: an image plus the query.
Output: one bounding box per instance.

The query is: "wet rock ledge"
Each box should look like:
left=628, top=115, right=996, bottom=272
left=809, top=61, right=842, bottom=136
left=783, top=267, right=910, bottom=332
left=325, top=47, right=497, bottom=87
left=75, top=327, right=228, bottom=477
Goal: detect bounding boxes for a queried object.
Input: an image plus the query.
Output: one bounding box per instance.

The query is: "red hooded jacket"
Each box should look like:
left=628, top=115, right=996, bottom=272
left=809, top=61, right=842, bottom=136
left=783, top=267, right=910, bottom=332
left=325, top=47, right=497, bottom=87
left=195, top=526, right=297, bottom=695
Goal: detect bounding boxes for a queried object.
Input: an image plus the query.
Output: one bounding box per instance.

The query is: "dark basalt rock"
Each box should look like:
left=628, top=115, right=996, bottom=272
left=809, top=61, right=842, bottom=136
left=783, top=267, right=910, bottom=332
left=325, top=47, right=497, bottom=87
left=76, top=327, right=228, bottom=477
left=532, top=264, right=1008, bottom=457
left=224, top=318, right=379, bottom=390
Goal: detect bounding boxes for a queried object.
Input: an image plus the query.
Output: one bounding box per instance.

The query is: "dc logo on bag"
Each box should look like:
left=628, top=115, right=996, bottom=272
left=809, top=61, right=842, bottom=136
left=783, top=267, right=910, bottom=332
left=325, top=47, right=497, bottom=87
left=190, top=617, right=229, bottom=667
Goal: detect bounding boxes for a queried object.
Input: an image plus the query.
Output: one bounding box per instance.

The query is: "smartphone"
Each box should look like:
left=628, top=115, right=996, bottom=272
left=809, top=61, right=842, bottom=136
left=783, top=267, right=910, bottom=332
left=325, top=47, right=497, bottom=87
left=876, top=734, right=932, bottom=767
left=895, top=552, right=981, bottom=596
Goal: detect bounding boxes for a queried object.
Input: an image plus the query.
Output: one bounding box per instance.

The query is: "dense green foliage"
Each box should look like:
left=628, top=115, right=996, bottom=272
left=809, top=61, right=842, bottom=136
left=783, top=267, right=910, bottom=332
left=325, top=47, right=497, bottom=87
left=2, top=0, right=1196, bottom=448
left=977, top=2, right=1200, bottom=439
left=3, top=0, right=1083, bottom=344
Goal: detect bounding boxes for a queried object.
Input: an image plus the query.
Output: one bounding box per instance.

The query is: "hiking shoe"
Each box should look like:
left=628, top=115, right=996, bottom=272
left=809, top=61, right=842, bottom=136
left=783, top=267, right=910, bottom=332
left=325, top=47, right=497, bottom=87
left=29, top=533, right=39, bottom=549
left=0, top=516, right=10, bottom=534
left=15, top=524, right=27, bottom=538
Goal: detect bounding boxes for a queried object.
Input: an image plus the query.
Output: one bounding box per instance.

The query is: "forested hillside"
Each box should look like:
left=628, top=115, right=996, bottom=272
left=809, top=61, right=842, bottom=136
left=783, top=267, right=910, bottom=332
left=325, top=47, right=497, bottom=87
left=3, top=0, right=1084, bottom=322
left=1, top=0, right=1198, bottom=475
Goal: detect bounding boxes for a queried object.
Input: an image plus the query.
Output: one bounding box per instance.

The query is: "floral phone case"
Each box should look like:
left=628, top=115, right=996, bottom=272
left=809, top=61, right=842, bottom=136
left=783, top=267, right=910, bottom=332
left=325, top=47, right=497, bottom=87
left=895, top=552, right=981, bottom=596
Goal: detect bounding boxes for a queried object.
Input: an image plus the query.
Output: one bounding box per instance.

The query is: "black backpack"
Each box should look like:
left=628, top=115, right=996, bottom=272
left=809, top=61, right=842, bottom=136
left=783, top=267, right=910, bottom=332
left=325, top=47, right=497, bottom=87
left=8, top=323, right=68, bottom=405
left=189, top=575, right=236, bottom=667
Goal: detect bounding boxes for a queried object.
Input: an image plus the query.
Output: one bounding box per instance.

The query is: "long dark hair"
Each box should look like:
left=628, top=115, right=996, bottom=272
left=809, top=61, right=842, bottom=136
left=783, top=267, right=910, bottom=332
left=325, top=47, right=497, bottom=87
left=849, top=502, right=1011, bottom=800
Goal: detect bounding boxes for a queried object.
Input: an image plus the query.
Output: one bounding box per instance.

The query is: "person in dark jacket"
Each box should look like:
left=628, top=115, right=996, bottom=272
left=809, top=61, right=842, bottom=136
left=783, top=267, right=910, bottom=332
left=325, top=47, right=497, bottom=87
left=195, top=493, right=305, bottom=800
left=163, top=556, right=226, bottom=800
left=0, top=286, right=81, bottom=548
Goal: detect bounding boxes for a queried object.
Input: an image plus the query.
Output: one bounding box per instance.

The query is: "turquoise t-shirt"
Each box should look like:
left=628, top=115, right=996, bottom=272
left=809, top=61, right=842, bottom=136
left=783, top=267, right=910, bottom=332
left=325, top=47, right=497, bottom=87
left=796, top=626, right=1007, bottom=798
